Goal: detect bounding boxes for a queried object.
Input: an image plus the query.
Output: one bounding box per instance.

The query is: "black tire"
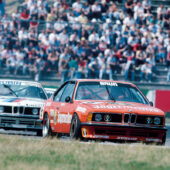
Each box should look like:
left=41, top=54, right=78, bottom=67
left=70, top=114, right=81, bottom=139
left=42, top=113, right=53, bottom=137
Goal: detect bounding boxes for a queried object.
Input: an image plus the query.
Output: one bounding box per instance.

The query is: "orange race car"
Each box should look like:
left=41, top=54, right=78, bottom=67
left=40, top=79, right=167, bottom=144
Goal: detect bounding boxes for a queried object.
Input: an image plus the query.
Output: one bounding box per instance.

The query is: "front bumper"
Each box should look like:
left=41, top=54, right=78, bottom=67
left=81, top=123, right=167, bottom=143
left=0, top=114, right=42, bottom=130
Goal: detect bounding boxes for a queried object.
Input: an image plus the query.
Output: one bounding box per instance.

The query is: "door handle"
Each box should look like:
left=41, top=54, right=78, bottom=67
left=56, top=107, right=59, bottom=110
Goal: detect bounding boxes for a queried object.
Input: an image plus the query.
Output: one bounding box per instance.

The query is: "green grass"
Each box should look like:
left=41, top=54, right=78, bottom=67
left=0, top=134, right=170, bottom=170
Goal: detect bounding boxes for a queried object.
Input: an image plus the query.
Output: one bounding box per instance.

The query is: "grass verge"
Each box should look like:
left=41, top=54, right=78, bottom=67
left=0, top=134, right=170, bottom=170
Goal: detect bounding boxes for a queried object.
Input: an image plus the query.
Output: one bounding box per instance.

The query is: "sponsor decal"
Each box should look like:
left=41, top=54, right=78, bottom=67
left=61, top=103, right=65, bottom=106
left=51, top=120, right=54, bottom=123
left=94, top=135, right=109, bottom=139
left=50, top=109, right=54, bottom=117
left=117, top=137, right=137, bottom=141
left=58, top=113, right=72, bottom=123
left=145, top=138, right=161, bottom=142
left=76, top=106, right=87, bottom=113
left=0, top=81, right=21, bottom=85
left=100, top=82, right=118, bottom=86
left=54, top=110, right=57, bottom=125
left=0, top=80, right=40, bottom=87
left=93, top=105, right=159, bottom=112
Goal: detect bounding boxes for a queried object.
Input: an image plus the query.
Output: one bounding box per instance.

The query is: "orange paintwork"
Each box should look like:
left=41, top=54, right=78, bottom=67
left=40, top=79, right=166, bottom=142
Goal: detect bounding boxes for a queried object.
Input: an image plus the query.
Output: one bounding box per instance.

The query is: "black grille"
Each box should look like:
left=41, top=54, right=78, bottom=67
left=1, top=119, right=16, bottom=124
left=124, top=114, right=129, bottom=123
left=4, top=106, right=12, bottom=113
left=19, top=120, right=35, bottom=125
left=19, top=107, right=24, bottom=113
left=92, top=113, right=122, bottom=123
left=124, top=114, right=136, bottom=124
left=14, top=107, right=17, bottom=113
left=13, top=107, right=24, bottom=114
left=136, top=115, right=164, bottom=125
left=131, top=114, right=136, bottom=124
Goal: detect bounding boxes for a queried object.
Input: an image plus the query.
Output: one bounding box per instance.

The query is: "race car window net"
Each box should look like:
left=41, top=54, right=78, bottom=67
left=75, top=82, right=148, bottom=104
left=0, top=84, right=47, bottom=100
left=60, top=83, right=76, bottom=102
left=53, top=81, right=76, bottom=102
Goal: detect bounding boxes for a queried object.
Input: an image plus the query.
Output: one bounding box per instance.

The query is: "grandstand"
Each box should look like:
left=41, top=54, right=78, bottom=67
left=0, top=0, right=169, bottom=89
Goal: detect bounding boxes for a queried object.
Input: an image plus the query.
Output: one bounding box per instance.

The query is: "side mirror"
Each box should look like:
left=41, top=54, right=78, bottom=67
left=149, top=101, right=153, bottom=106
left=65, top=96, right=73, bottom=103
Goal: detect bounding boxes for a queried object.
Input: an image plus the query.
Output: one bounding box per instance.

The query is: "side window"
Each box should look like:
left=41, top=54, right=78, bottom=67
left=60, top=83, right=76, bottom=102
left=53, top=85, right=66, bottom=102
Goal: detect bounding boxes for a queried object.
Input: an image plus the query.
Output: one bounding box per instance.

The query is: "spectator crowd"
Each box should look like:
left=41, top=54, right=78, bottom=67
left=0, top=0, right=169, bottom=82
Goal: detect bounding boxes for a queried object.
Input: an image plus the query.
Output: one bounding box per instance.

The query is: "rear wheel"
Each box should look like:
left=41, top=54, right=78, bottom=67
left=42, top=113, right=52, bottom=137
left=70, top=114, right=81, bottom=139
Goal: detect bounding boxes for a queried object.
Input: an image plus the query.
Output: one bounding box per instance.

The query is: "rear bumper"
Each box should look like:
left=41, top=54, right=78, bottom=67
left=81, top=123, right=167, bottom=143
left=0, top=114, right=42, bottom=130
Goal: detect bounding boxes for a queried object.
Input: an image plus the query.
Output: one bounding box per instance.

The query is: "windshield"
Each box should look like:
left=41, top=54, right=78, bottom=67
left=0, top=82, right=47, bottom=100
left=75, top=81, right=148, bottom=104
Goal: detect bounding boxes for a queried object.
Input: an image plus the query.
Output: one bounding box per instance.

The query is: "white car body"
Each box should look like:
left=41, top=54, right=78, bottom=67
left=0, top=79, right=48, bottom=135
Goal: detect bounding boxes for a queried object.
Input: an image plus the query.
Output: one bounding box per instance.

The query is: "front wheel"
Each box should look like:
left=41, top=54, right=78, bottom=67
left=70, top=114, right=81, bottom=139
left=42, top=113, right=52, bottom=137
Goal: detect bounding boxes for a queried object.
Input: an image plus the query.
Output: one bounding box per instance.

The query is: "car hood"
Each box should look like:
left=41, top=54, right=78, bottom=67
left=0, top=96, right=45, bottom=108
left=77, top=101, right=164, bottom=116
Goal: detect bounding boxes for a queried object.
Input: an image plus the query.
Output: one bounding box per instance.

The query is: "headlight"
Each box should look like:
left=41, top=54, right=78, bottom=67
left=104, top=114, right=111, bottom=122
left=32, top=108, right=39, bottom=115
left=146, top=117, right=153, bottom=124
left=95, top=114, right=102, bottom=122
left=0, top=106, right=4, bottom=113
left=154, top=117, right=161, bottom=125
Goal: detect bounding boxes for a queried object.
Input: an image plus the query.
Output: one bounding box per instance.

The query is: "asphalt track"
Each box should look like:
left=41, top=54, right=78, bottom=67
left=0, top=125, right=170, bottom=147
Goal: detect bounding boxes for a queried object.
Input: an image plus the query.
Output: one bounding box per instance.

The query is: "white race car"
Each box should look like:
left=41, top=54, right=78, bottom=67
left=0, top=79, right=48, bottom=135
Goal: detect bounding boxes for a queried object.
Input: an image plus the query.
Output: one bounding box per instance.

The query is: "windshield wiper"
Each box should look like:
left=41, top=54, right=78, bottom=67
left=105, top=85, right=116, bottom=102
left=3, top=84, right=18, bottom=97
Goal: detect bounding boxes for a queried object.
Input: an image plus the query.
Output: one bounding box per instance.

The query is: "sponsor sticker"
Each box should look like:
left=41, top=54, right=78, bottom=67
left=100, top=82, right=118, bottom=86
left=76, top=106, right=87, bottom=113
left=94, top=135, right=109, bottom=139
left=0, top=81, right=21, bottom=85
left=146, top=138, right=161, bottom=142
left=0, top=80, right=40, bottom=87
left=93, top=105, right=159, bottom=112
left=50, top=109, right=54, bottom=117
left=58, top=113, right=72, bottom=123
left=117, top=137, right=137, bottom=141
left=54, top=110, right=57, bottom=125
